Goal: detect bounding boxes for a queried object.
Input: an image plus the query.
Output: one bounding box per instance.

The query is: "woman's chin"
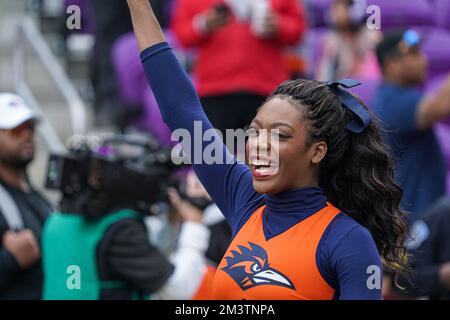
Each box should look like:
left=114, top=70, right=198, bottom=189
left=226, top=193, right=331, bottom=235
left=253, top=178, right=280, bottom=195
left=251, top=165, right=283, bottom=194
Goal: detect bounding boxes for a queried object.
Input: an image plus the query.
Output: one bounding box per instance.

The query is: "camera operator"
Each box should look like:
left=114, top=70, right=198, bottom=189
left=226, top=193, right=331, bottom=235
left=41, top=136, right=214, bottom=300
left=145, top=169, right=231, bottom=299
left=148, top=169, right=231, bottom=265
left=151, top=186, right=217, bottom=299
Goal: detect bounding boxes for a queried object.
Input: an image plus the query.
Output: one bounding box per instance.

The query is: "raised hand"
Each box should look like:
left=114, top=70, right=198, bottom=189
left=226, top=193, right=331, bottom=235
left=3, top=229, right=40, bottom=269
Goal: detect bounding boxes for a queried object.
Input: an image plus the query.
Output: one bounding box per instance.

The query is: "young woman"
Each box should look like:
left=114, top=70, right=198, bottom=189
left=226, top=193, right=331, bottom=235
left=127, top=0, right=408, bottom=299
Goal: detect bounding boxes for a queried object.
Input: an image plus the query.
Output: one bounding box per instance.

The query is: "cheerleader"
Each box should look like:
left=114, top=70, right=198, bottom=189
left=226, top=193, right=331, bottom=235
left=127, top=0, right=408, bottom=300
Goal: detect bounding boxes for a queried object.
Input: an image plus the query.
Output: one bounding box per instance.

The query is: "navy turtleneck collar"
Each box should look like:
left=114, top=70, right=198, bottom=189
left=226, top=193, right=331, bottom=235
left=262, top=186, right=328, bottom=240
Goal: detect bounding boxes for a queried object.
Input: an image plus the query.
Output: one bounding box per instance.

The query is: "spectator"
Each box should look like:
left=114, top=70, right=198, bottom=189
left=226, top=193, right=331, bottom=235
left=43, top=165, right=214, bottom=300
left=396, top=197, right=450, bottom=299
left=316, top=0, right=382, bottom=81
left=88, top=0, right=171, bottom=128
left=0, top=93, right=53, bottom=299
left=203, top=206, right=232, bottom=265
left=171, top=0, right=307, bottom=135
left=181, top=169, right=231, bottom=265
left=147, top=169, right=231, bottom=265
left=43, top=193, right=214, bottom=300
left=372, top=30, right=450, bottom=223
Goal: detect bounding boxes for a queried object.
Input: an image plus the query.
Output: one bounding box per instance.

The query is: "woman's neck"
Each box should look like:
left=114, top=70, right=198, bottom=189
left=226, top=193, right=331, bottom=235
left=261, top=186, right=329, bottom=239
left=264, top=186, right=328, bottom=216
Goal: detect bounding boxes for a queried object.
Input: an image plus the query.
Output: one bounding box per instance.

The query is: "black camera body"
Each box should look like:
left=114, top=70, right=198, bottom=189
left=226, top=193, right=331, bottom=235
left=45, top=134, right=182, bottom=219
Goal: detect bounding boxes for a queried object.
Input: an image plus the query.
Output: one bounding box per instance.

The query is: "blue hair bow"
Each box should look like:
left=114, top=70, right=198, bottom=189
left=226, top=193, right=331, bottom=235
left=324, top=79, right=372, bottom=134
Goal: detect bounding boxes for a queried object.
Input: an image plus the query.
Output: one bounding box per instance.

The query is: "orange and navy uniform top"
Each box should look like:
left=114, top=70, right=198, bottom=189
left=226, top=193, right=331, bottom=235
left=214, top=203, right=341, bottom=300
left=140, top=42, right=382, bottom=300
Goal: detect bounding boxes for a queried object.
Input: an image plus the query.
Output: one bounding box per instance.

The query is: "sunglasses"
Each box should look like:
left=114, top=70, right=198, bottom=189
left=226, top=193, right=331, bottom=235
left=403, top=30, right=420, bottom=46
left=399, top=30, right=421, bottom=53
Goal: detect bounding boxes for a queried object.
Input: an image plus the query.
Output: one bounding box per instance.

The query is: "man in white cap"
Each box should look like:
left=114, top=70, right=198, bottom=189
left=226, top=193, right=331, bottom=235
left=0, top=93, right=52, bottom=299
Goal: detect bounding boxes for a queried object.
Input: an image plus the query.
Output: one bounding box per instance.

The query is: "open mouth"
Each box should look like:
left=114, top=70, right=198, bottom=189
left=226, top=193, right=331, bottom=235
left=250, top=159, right=279, bottom=179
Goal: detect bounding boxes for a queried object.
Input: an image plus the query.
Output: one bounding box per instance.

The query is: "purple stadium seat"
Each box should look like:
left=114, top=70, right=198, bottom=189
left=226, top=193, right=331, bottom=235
left=304, top=28, right=328, bottom=77
left=111, top=32, right=148, bottom=107
left=366, top=0, right=434, bottom=30
left=425, top=73, right=447, bottom=93
left=434, top=0, right=450, bottom=30
left=419, top=29, right=450, bottom=79
left=303, top=0, right=332, bottom=28
left=112, top=29, right=186, bottom=108
left=112, top=30, right=195, bottom=145
left=305, top=0, right=434, bottom=30
left=112, top=31, right=184, bottom=146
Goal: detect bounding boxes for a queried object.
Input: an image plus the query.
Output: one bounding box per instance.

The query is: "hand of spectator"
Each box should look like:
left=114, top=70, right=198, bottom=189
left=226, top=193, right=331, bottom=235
left=2, top=229, right=41, bottom=269
left=195, top=7, right=230, bottom=35
left=438, top=262, right=450, bottom=289
left=167, top=187, right=204, bottom=224
left=258, top=11, right=280, bottom=39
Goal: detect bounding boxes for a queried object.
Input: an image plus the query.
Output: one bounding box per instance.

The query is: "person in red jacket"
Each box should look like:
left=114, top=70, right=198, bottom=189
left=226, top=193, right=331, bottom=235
left=171, top=0, right=307, bottom=135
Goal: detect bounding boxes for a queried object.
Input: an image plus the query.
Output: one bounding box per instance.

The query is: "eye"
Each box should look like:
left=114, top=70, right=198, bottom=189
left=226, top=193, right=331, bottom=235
left=271, top=130, right=289, bottom=140
left=251, top=263, right=261, bottom=273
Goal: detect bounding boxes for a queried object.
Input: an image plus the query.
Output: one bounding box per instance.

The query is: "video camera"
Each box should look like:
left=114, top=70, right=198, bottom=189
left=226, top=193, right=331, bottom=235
left=45, top=133, right=184, bottom=219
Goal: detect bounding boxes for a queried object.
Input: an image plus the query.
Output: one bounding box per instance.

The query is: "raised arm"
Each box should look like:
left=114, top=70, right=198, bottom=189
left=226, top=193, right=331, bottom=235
left=127, top=0, right=166, bottom=51
left=126, top=0, right=263, bottom=233
left=417, top=73, right=450, bottom=130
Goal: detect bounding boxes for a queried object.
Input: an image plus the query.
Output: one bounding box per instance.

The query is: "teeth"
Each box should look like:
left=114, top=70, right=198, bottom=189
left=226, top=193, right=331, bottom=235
left=251, top=160, right=271, bottom=166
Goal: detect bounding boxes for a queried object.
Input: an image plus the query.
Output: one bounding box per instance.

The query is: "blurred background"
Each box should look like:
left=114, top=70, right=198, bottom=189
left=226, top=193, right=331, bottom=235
left=0, top=0, right=448, bottom=197
left=1, top=0, right=450, bottom=300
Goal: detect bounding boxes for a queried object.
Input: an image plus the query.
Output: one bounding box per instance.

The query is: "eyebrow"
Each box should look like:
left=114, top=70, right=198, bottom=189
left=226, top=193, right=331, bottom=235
left=251, top=119, right=295, bottom=130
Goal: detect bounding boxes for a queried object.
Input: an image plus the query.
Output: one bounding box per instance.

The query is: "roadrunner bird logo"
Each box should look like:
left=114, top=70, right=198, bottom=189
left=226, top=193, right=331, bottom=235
left=221, top=242, right=295, bottom=290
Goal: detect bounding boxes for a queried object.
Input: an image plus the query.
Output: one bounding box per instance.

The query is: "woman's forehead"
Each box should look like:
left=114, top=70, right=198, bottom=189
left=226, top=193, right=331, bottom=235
left=253, top=97, right=304, bottom=128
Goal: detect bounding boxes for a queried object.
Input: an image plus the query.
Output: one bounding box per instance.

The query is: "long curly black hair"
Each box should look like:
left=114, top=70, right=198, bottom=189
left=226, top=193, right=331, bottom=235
left=268, top=79, right=409, bottom=274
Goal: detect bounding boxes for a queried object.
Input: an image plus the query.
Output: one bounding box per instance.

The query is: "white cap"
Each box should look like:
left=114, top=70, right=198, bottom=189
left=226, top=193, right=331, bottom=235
left=0, top=93, right=38, bottom=130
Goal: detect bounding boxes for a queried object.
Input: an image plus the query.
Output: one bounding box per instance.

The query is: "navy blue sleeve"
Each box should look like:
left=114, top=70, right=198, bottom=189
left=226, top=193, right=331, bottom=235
left=140, top=42, right=263, bottom=234
left=317, top=215, right=382, bottom=300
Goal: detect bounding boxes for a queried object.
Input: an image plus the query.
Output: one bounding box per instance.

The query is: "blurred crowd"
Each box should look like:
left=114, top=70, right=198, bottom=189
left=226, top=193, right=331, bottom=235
left=1, top=0, right=450, bottom=300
